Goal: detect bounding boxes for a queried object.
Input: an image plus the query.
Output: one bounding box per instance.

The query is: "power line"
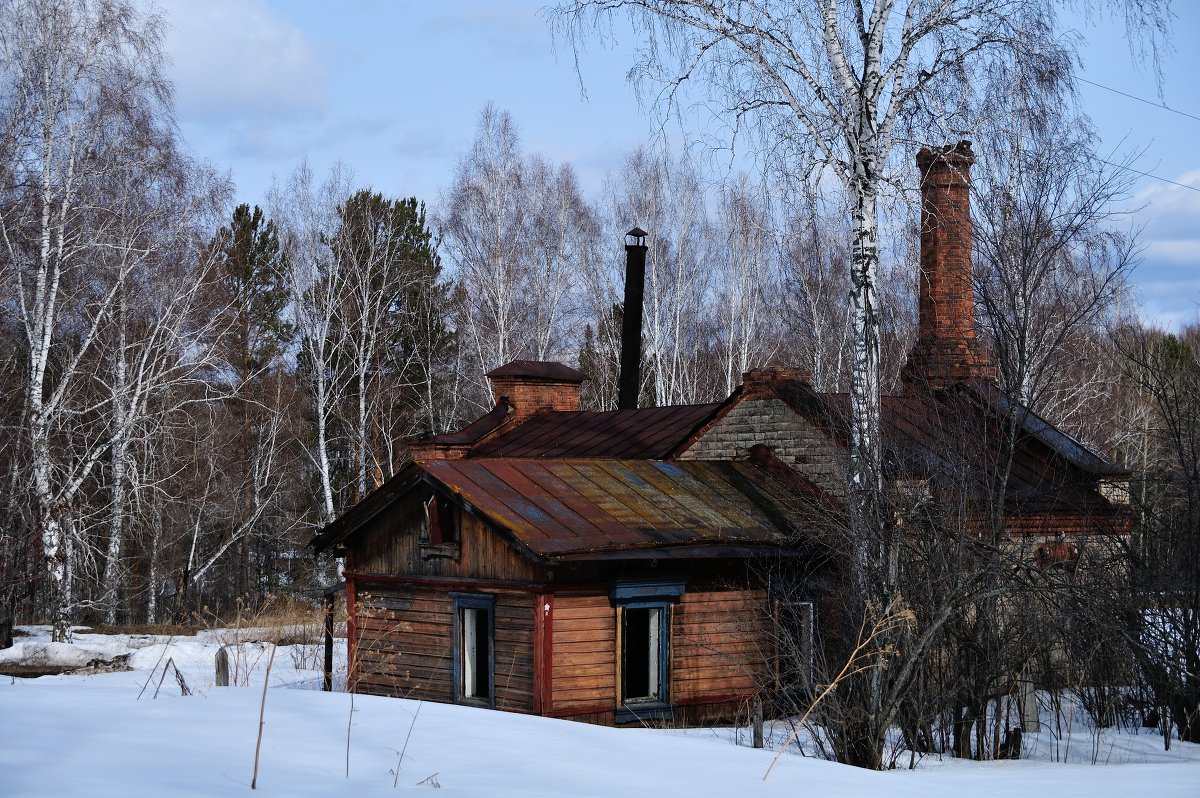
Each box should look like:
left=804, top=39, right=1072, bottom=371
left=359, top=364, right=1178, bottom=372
left=1098, top=159, right=1200, bottom=193
left=1079, top=77, right=1200, bottom=123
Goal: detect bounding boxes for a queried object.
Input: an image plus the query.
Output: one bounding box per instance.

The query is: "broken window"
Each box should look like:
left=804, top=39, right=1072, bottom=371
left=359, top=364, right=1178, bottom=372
left=612, top=579, right=684, bottom=723
left=621, top=605, right=665, bottom=702
left=452, top=593, right=494, bottom=707
left=425, top=494, right=460, bottom=546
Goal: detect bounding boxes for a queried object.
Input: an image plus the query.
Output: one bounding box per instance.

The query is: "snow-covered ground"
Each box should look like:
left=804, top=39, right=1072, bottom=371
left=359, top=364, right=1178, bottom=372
left=2, top=625, right=1198, bottom=797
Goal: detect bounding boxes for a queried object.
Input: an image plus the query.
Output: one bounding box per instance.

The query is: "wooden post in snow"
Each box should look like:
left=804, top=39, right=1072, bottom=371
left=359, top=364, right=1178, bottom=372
left=753, top=696, right=764, bottom=748
left=215, top=646, right=230, bottom=687
left=323, top=588, right=336, bottom=692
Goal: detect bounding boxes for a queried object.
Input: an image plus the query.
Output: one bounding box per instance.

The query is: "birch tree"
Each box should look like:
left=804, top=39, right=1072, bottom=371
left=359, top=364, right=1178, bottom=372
left=778, top=186, right=854, bottom=391
left=98, top=174, right=229, bottom=624
left=972, top=109, right=1138, bottom=429
left=0, top=0, right=191, bottom=640
left=272, top=161, right=352, bottom=526
left=440, top=105, right=596, bottom=407
left=715, top=174, right=780, bottom=395
left=1120, top=326, right=1200, bottom=744
left=333, top=190, right=444, bottom=496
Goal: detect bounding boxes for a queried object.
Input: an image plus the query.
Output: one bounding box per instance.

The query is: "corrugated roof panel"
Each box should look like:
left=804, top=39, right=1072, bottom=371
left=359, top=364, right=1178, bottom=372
left=421, top=458, right=821, bottom=557
left=469, top=403, right=723, bottom=459
left=544, top=461, right=642, bottom=531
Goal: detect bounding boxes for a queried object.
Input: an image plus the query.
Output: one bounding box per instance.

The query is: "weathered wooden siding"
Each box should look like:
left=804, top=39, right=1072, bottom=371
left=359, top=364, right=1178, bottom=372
left=492, top=595, right=537, bottom=710
left=547, top=588, right=770, bottom=724
left=550, top=594, right=616, bottom=717
left=671, top=589, right=769, bottom=706
left=354, top=492, right=538, bottom=583
left=352, top=585, right=535, bottom=713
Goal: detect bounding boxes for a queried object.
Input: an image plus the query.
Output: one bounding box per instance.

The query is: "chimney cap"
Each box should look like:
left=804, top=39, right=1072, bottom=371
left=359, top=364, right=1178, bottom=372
left=626, top=226, right=648, bottom=245
left=742, top=367, right=811, bottom=387
left=917, top=141, right=975, bottom=170
left=486, top=360, right=585, bottom=383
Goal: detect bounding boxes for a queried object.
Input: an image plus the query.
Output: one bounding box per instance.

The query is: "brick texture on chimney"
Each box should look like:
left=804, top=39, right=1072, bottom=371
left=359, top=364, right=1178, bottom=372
left=740, top=367, right=811, bottom=400
left=486, top=361, right=584, bottom=423
left=902, top=141, right=995, bottom=389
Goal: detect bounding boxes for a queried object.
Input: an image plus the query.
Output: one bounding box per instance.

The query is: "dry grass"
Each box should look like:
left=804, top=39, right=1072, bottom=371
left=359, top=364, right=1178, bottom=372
left=78, top=623, right=197, bottom=637
left=199, top=594, right=333, bottom=687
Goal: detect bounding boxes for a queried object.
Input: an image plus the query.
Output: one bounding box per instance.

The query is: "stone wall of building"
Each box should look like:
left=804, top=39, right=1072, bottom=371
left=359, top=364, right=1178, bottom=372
left=679, top=398, right=846, bottom=496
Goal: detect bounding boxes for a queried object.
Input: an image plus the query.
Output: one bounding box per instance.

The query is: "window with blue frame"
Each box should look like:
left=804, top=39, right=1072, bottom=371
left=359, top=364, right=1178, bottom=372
left=613, top=579, right=685, bottom=723
left=451, top=593, right=494, bottom=708
left=622, top=605, right=667, bottom=702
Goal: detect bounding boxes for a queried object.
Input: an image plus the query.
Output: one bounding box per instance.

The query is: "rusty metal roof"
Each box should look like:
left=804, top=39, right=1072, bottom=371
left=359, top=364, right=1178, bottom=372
left=469, top=403, right=723, bottom=459
left=880, top=387, right=1123, bottom=507
left=422, top=458, right=826, bottom=558
left=418, top=399, right=512, bottom=446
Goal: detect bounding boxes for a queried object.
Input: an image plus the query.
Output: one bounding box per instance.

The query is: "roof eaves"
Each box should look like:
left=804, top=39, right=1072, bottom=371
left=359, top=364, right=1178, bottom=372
left=310, top=464, right=426, bottom=553
left=965, top=382, right=1129, bottom=477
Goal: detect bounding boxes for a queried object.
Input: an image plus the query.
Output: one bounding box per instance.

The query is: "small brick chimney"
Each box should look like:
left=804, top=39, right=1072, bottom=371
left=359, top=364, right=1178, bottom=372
left=740, top=367, right=811, bottom=400
left=486, top=361, right=584, bottom=423
left=902, top=141, right=995, bottom=389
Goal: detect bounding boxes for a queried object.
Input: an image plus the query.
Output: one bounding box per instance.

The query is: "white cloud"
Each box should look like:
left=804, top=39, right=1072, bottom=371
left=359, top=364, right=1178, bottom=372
left=1124, top=169, right=1200, bottom=330
left=1144, top=238, right=1200, bottom=265
left=155, top=0, right=328, bottom=123
left=1130, top=169, right=1200, bottom=237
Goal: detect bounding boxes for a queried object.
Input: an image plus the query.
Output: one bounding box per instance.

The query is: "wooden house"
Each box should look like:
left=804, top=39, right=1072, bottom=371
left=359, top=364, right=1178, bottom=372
left=311, top=376, right=836, bottom=725
left=312, top=142, right=1130, bottom=725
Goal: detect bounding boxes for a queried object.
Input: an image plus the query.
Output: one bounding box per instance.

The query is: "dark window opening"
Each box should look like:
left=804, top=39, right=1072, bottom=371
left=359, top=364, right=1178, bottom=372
left=622, top=606, right=663, bottom=702
left=451, top=593, right=494, bottom=708
left=777, top=601, right=816, bottom=696
left=425, top=494, right=460, bottom=547
left=612, top=579, right=682, bottom=723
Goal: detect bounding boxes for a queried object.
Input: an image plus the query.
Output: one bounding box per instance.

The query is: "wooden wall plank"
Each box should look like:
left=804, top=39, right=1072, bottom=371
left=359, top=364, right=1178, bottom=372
left=351, top=585, right=535, bottom=713
left=670, top=589, right=769, bottom=705
left=551, top=594, right=616, bottom=713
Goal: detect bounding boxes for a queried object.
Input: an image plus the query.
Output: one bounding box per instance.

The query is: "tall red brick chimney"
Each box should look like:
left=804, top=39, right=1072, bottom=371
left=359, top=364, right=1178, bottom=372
left=902, top=141, right=994, bottom=389
left=486, top=361, right=584, bottom=423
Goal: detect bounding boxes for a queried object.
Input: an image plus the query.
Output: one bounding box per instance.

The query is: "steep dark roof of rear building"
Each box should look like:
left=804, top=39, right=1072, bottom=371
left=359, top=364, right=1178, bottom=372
left=762, top=374, right=1125, bottom=506
left=419, top=399, right=511, bottom=446
left=470, top=403, right=723, bottom=459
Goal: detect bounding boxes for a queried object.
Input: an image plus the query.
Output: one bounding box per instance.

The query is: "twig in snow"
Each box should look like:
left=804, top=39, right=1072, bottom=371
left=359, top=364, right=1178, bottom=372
left=136, top=635, right=176, bottom=700
left=393, top=701, right=423, bottom=788
left=250, top=642, right=278, bottom=789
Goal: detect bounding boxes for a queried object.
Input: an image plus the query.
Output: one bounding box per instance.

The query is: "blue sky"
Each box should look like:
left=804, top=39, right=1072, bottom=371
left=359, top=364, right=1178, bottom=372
left=156, top=0, right=1200, bottom=330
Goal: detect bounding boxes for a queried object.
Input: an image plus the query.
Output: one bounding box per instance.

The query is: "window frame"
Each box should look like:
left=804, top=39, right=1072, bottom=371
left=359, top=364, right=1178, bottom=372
left=612, top=579, right=685, bottom=724
left=421, top=493, right=461, bottom=559
left=451, top=592, right=495, bottom=709
left=773, top=598, right=817, bottom=702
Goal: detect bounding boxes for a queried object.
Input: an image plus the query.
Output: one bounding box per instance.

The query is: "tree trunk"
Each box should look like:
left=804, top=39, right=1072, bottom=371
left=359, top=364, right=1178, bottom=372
left=103, top=297, right=130, bottom=625
left=845, top=169, right=886, bottom=765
